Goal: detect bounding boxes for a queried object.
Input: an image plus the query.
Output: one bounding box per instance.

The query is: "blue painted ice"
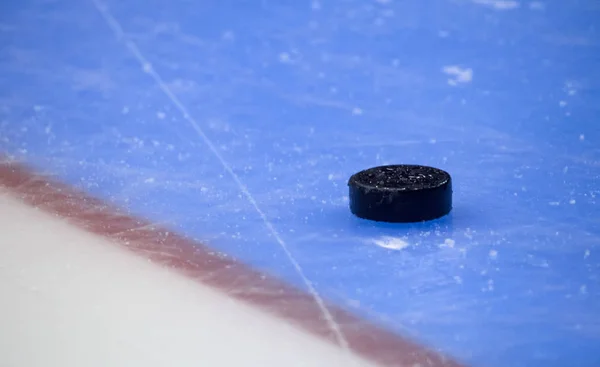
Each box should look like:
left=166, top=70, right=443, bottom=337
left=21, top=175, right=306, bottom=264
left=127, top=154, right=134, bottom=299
left=1, top=0, right=599, bottom=366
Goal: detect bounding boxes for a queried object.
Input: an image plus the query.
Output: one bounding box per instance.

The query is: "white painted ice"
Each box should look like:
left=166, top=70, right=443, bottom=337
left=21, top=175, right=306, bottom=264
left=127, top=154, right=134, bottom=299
left=0, top=191, right=375, bottom=367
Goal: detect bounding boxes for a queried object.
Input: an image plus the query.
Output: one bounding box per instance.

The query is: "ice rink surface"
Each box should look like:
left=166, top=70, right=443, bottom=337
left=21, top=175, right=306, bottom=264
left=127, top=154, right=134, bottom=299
left=1, top=0, right=599, bottom=366
left=0, top=190, right=377, bottom=367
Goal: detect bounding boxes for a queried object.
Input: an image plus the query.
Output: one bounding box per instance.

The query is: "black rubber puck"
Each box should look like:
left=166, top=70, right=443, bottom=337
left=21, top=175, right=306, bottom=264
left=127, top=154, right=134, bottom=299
left=348, top=165, right=452, bottom=223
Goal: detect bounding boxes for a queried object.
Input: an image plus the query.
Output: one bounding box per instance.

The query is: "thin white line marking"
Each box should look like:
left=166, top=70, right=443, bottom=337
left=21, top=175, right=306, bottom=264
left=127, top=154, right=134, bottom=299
left=91, top=0, right=349, bottom=351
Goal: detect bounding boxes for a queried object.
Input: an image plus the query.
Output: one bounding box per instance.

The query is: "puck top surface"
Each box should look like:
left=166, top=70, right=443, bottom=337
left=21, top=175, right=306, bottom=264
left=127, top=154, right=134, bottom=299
left=349, top=165, right=450, bottom=191
left=348, top=165, right=452, bottom=223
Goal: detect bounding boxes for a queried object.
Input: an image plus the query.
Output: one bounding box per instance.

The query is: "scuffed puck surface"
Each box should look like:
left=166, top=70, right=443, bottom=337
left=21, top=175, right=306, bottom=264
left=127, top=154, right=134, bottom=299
left=348, top=165, right=452, bottom=223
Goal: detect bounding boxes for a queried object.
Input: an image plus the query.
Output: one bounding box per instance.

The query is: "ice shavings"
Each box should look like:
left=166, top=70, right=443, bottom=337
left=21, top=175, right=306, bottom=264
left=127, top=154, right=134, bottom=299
left=371, top=236, right=410, bottom=251
left=442, top=65, right=473, bottom=86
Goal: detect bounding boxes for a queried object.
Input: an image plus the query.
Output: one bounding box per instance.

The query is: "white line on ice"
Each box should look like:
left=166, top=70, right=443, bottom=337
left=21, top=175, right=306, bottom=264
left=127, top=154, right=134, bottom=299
left=91, top=0, right=350, bottom=353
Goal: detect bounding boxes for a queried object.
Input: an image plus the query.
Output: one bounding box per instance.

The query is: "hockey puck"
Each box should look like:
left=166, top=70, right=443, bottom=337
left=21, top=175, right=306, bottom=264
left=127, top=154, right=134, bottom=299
left=348, top=165, right=452, bottom=223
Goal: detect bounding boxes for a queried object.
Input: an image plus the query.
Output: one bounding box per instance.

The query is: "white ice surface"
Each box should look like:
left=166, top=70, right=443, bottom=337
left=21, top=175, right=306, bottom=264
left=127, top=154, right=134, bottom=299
left=0, top=191, right=375, bottom=367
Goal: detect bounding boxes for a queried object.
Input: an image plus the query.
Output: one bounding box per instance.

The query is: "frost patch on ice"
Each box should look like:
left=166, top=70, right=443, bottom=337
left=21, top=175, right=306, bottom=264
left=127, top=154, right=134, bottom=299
left=442, top=65, right=473, bottom=86
left=156, top=111, right=166, bottom=119
left=472, top=0, right=520, bottom=10
left=529, top=1, right=544, bottom=10
left=579, top=134, right=585, bottom=141
left=222, top=30, right=235, bottom=40
left=372, top=236, right=410, bottom=251
left=351, top=107, right=363, bottom=115
left=440, top=238, right=455, bottom=248
left=279, top=52, right=291, bottom=63
left=584, top=249, right=590, bottom=259
left=279, top=52, right=299, bottom=64
left=565, top=80, right=579, bottom=95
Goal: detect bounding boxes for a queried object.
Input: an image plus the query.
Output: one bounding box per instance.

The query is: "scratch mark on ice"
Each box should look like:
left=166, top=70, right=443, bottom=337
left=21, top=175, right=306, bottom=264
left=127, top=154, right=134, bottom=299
left=92, top=0, right=350, bottom=353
